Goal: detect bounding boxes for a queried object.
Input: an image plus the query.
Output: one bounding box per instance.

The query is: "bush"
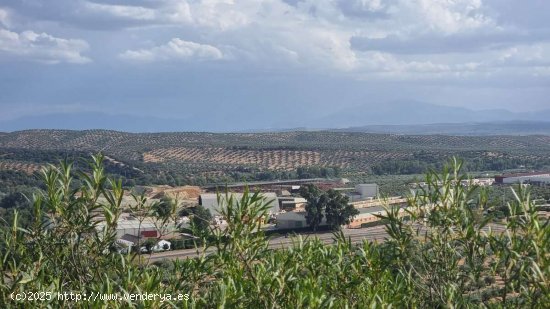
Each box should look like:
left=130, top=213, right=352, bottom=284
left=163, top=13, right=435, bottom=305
left=170, top=239, right=185, bottom=250
left=1, top=155, right=548, bottom=308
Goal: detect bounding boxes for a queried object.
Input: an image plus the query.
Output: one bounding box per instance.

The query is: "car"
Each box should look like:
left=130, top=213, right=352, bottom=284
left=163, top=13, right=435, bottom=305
left=140, top=240, right=172, bottom=254
left=139, top=246, right=150, bottom=254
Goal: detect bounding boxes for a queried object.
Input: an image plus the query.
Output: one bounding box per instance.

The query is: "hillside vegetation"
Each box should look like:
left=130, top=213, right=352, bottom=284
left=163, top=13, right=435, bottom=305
left=1, top=156, right=548, bottom=308
left=1, top=130, right=550, bottom=185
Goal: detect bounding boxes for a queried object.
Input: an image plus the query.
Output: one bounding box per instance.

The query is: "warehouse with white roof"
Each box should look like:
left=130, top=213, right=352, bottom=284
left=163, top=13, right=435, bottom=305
left=199, top=192, right=279, bottom=215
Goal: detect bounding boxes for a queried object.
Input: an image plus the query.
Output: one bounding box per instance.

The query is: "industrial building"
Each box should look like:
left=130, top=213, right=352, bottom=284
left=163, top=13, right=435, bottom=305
left=277, top=196, right=307, bottom=211
left=494, top=172, right=550, bottom=184
left=461, top=178, right=494, bottom=186
left=347, top=206, right=408, bottom=228
left=530, top=177, right=550, bottom=186
left=275, top=204, right=408, bottom=229
left=275, top=182, right=409, bottom=230
left=199, top=192, right=279, bottom=215
left=203, top=178, right=327, bottom=192
left=410, top=178, right=494, bottom=189
left=351, top=196, right=407, bottom=209
left=95, top=213, right=183, bottom=247
left=275, top=211, right=321, bottom=229
left=347, top=184, right=379, bottom=202
left=96, top=215, right=159, bottom=239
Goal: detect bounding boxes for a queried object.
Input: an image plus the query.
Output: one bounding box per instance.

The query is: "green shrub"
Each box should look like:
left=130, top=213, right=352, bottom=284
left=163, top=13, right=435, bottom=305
left=0, top=155, right=548, bottom=308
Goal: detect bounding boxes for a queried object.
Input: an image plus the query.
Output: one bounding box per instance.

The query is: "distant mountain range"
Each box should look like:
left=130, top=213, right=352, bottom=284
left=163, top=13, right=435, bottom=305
left=1, top=101, right=549, bottom=134
left=334, top=121, right=550, bottom=136
left=315, top=101, right=550, bottom=128
left=0, top=112, right=187, bottom=133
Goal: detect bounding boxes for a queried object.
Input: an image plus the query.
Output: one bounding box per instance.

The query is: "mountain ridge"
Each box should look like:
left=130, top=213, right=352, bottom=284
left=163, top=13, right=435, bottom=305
left=1, top=101, right=549, bottom=133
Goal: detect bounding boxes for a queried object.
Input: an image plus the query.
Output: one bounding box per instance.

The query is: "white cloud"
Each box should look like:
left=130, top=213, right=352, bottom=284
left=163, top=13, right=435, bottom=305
left=411, top=0, right=493, bottom=34
left=356, top=0, right=386, bottom=12
left=81, top=0, right=247, bottom=30
left=119, top=38, right=223, bottom=62
left=0, top=8, right=11, bottom=27
left=3, top=0, right=549, bottom=81
left=84, top=2, right=158, bottom=21
left=493, top=43, right=550, bottom=69
left=2, top=0, right=550, bottom=120
left=358, top=51, right=452, bottom=75
left=0, top=28, right=90, bottom=64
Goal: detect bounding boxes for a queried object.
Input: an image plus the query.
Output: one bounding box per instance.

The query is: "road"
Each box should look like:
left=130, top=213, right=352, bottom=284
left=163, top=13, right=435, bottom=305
left=148, top=223, right=508, bottom=262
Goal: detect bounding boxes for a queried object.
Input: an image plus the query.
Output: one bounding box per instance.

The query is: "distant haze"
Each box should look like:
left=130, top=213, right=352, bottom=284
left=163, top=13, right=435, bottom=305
left=1, top=102, right=549, bottom=133
left=0, top=1, right=549, bottom=131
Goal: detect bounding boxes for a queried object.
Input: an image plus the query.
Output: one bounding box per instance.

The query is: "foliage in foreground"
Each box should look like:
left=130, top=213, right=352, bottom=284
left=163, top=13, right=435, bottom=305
left=0, top=156, right=548, bottom=308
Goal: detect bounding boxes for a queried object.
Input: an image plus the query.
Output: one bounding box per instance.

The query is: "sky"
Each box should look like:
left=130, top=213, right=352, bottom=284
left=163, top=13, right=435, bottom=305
left=0, top=0, right=549, bottom=130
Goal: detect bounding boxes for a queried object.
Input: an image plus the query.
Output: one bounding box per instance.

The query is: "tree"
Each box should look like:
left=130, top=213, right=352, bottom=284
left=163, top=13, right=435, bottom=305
left=0, top=190, right=35, bottom=229
left=0, top=192, right=29, bottom=209
left=153, top=196, right=175, bottom=218
left=325, top=189, right=358, bottom=230
left=181, top=204, right=212, bottom=237
left=151, top=195, right=180, bottom=239
left=128, top=192, right=151, bottom=260
left=300, top=184, right=326, bottom=231
left=301, top=185, right=359, bottom=231
left=2, top=155, right=549, bottom=307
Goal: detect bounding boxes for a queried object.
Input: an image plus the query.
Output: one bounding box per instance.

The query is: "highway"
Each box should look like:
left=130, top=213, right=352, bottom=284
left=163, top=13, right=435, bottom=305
left=148, top=223, right=508, bottom=262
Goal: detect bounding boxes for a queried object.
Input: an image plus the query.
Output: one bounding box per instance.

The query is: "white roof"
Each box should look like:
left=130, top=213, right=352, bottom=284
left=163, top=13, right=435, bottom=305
left=96, top=216, right=157, bottom=230
left=200, top=192, right=277, bottom=199
left=116, top=239, right=134, bottom=246
left=200, top=192, right=279, bottom=214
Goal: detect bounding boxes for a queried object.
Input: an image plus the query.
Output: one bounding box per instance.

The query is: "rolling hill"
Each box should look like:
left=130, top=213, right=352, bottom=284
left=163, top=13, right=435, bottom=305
left=1, top=130, right=550, bottom=185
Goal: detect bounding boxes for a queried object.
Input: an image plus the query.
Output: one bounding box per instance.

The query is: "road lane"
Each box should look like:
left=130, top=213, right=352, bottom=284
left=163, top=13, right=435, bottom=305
left=148, top=223, right=507, bottom=262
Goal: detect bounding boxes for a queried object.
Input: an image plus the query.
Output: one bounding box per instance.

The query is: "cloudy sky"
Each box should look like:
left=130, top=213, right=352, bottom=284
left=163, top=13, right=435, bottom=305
left=0, top=0, right=549, bottom=130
